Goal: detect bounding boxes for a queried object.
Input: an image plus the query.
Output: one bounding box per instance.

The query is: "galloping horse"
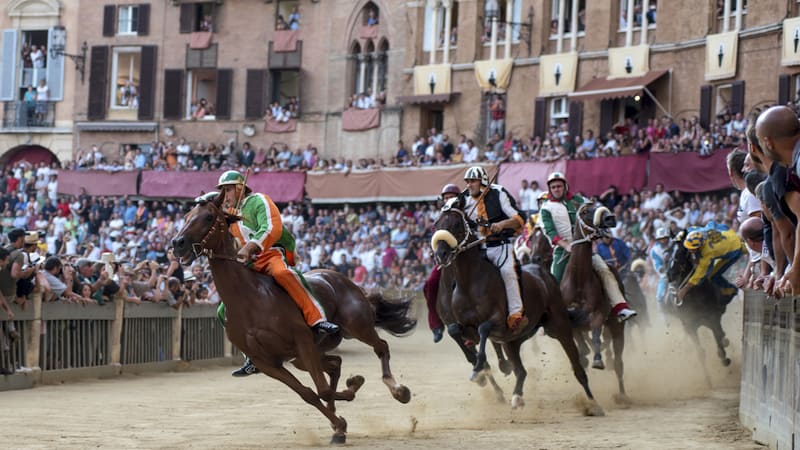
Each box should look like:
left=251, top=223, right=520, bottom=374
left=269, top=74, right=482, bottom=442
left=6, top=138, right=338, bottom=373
left=561, top=204, right=629, bottom=403
left=171, top=195, right=416, bottom=444
left=666, top=233, right=732, bottom=384
left=431, top=196, right=603, bottom=415
left=514, top=226, right=553, bottom=269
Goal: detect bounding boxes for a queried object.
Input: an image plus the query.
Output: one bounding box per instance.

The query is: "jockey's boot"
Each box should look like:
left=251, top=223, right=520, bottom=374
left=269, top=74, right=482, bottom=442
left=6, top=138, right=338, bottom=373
left=432, top=327, right=444, bottom=343
left=507, top=311, right=528, bottom=331
left=231, top=358, right=260, bottom=377
left=312, top=320, right=340, bottom=335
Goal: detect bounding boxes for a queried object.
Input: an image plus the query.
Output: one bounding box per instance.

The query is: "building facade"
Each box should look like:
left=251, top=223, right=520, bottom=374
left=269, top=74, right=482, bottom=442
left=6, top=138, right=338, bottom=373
left=1, top=0, right=800, bottom=165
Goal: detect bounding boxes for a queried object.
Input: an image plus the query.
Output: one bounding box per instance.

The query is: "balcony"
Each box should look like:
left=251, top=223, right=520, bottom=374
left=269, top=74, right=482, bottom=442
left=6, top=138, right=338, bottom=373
left=2, top=101, right=55, bottom=128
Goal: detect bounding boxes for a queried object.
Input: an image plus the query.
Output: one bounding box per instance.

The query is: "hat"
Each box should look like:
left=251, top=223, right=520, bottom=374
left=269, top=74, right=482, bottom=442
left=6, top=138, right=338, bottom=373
left=24, top=231, right=39, bottom=245
left=75, top=258, right=93, bottom=268
left=183, top=270, right=196, bottom=282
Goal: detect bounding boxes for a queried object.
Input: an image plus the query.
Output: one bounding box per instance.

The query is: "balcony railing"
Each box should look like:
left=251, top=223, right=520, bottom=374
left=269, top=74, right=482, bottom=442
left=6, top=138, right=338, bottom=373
left=2, top=101, right=55, bottom=128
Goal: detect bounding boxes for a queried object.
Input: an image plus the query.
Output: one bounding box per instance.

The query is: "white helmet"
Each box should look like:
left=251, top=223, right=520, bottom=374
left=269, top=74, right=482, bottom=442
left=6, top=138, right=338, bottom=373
left=655, top=227, right=670, bottom=240
left=464, top=166, right=489, bottom=186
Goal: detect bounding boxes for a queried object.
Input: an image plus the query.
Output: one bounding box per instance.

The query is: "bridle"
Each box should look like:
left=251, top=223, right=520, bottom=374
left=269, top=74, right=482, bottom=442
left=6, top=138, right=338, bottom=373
left=572, top=204, right=603, bottom=246
left=188, top=201, right=239, bottom=262
left=434, top=205, right=486, bottom=266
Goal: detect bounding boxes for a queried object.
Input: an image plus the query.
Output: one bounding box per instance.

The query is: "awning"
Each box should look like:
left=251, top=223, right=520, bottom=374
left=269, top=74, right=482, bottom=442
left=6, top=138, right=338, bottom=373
left=395, top=92, right=460, bottom=105
left=568, top=70, right=668, bottom=102
left=75, top=122, right=158, bottom=132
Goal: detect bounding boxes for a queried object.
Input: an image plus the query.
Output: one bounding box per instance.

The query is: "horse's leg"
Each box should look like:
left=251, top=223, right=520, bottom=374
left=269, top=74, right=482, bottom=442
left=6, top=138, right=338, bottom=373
left=504, top=339, right=527, bottom=409
left=709, top=316, right=732, bottom=367
left=470, top=321, right=505, bottom=403
left=346, top=325, right=411, bottom=404
left=686, top=324, right=713, bottom=388
left=447, top=323, right=478, bottom=366
left=255, top=362, right=348, bottom=444
left=590, top=325, right=605, bottom=370
left=492, top=341, right=513, bottom=376
left=291, top=355, right=364, bottom=403
left=575, top=330, right=591, bottom=368
left=608, top=321, right=631, bottom=406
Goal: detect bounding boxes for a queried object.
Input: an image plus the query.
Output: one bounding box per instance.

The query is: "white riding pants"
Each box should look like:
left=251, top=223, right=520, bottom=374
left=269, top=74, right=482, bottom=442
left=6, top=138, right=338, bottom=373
left=591, top=254, right=626, bottom=307
left=486, top=243, right=523, bottom=316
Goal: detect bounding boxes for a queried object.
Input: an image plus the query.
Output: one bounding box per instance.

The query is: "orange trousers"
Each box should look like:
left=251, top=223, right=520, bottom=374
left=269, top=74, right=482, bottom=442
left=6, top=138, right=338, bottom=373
left=251, top=248, right=326, bottom=326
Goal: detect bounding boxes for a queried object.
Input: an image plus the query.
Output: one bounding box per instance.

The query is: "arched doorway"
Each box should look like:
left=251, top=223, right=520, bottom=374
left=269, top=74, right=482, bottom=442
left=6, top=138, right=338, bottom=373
left=0, top=145, right=60, bottom=169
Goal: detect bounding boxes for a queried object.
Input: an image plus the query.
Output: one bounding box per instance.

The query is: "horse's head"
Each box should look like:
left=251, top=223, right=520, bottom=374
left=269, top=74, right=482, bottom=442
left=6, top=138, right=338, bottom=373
left=667, top=230, right=694, bottom=283
left=575, top=203, right=616, bottom=241
left=171, top=192, right=236, bottom=264
left=431, top=195, right=476, bottom=267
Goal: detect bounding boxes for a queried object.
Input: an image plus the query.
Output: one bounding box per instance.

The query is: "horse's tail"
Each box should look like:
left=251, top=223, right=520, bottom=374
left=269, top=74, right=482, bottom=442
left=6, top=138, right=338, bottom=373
left=367, top=292, right=417, bottom=336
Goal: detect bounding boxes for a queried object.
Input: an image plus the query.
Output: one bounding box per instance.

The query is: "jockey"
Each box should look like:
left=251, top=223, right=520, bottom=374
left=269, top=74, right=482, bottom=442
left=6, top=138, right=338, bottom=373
left=596, top=234, right=632, bottom=275
left=649, top=227, right=672, bottom=307
left=215, top=170, right=339, bottom=377
left=423, top=183, right=462, bottom=343
left=539, top=171, right=637, bottom=321
left=678, top=222, right=746, bottom=305
left=462, top=166, right=528, bottom=330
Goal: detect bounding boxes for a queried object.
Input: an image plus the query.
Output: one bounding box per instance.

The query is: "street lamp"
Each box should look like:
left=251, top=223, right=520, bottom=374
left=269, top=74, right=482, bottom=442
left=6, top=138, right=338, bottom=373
left=48, top=26, right=88, bottom=84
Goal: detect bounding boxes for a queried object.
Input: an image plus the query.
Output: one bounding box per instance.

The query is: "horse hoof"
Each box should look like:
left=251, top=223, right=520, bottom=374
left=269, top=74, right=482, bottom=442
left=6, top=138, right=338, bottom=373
left=346, top=375, right=365, bottom=392
left=511, top=394, right=525, bottom=409
left=722, top=358, right=731, bottom=367
left=591, top=360, right=605, bottom=370
left=330, top=433, right=346, bottom=445
left=470, top=371, right=487, bottom=386
left=583, top=403, right=605, bottom=417
left=579, top=357, right=589, bottom=369
left=393, top=385, right=412, bottom=404
left=498, top=360, right=513, bottom=376
left=613, top=393, right=632, bottom=407
left=722, top=337, right=730, bottom=348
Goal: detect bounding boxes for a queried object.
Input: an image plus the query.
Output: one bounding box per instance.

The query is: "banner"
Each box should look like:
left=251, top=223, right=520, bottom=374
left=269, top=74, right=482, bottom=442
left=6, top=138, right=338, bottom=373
left=781, top=17, right=800, bottom=66
left=566, top=154, right=648, bottom=197
left=705, top=31, right=738, bottom=81
left=139, top=170, right=305, bottom=202
left=273, top=30, right=299, bottom=53
left=608, top=45, right=649, bottom=79
left=57, top=170, right=139, bottom=197
left=539, top=52, right=578, bottom=97
left=498, top=160, right=566, bottom=202
left=189, top=31, right=212, bottom=50
left=474, top=59, right=513, bottom=91
left=647, top=150, right=732, bottom=192
left=413, top=64, right=452, bottom=95
left=264, top=118, right=297, bottom=133
left=342, top=108, right=381, bottom=131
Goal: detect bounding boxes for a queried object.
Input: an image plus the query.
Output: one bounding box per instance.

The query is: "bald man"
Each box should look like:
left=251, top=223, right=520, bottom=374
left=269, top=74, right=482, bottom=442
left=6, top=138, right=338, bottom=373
left=757, top=106, right=800, bottom=293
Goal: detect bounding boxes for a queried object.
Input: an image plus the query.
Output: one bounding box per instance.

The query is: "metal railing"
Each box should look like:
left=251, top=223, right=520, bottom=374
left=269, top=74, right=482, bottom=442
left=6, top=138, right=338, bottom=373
left=2, top=101, right=55, bottom=128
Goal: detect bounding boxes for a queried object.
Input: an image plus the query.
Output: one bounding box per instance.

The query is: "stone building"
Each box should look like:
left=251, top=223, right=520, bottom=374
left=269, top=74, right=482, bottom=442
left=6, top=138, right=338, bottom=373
left=1, top=0, right=800, bottom=165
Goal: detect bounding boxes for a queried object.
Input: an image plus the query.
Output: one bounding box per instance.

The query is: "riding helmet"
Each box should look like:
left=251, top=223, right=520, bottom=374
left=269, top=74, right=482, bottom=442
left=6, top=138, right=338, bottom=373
left=464, top=166, right=489, bottom=186
left=683, top=230, right=704, bottom=250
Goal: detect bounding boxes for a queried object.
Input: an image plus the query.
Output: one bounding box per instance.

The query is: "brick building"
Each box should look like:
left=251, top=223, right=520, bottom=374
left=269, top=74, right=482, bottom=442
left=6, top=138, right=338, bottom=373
left=1, top=0, right=800, bottom=165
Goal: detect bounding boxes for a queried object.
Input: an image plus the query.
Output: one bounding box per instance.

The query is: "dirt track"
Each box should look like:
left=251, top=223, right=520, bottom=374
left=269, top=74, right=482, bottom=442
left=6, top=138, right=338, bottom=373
left=3, top=298, right=759, bottom=449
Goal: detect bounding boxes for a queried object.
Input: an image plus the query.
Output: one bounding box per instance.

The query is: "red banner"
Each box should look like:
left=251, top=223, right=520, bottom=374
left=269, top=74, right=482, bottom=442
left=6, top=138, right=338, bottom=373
left=264, top=118, right=297, bottom=133
left=139, top=170, right=305, bottom=202
left=189, top=31, right=212, bottom=49
left=273, top=30, right=298, bottom=52
left=57, top=170, right=139, bottom=197
left=342, top=108, right=380, bottom=131
left=359, top=25, right=378, bottom=40
left=648, top=150, right=732, bottom=192
left=566, top=154, right=649, bottom=197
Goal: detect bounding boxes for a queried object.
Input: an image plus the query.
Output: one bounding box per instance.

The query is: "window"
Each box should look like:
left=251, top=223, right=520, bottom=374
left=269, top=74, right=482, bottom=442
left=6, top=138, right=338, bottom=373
left=118, top=5, right=140, bottom=35
left=484, top=0, right=522, bottom=44
left=549, top=97, right=568, bottom=126
left=715, top=0, right=747, bottom=32
left=618, top=0, right=656, bottom=31
left=18, top=30, right=49, bottom=97
left=717, top=0, right=747, bottom=18
left=111, top=47, right=141, bottom=110
left=362, top=3, right=380, bottom=26
left=550, top=0, right=586, bottom=36
left=277, top=0, right=300, bottom=30
left=180, top=2, right=216, bottom=33
left=270, top=69, right=300, bottom=106
left=423, top=1, right=458, bottom=51
left=715, top=83, right=732, bottom=117
left=185, top=69, right=217, bottom=119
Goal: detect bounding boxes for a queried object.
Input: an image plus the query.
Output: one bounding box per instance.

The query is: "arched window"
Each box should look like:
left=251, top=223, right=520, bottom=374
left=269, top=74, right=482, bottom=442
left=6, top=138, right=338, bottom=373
left=349, top=41, right=362, bottom=101
left=363, top=40, right=375, bottom=96
left=377, top=39, right=389, bottom=96
left=361, top=2, right=380, bottom=26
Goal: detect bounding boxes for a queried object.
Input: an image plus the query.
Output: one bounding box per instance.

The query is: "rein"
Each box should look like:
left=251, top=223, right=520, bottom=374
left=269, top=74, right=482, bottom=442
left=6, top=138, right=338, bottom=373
left=189, top=202, right=239, bottom=262
left=437, top=206, right=486, bottom=264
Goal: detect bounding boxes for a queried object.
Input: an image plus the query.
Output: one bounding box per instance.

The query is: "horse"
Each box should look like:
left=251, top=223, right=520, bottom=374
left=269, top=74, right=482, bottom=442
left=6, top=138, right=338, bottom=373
left=171, top=195, right=416, bottom=444
left=514, top=226, right=553, bottom=269
left=431, top=196, right=603, bottom=415
left=665, top=233, right=733, bottom=385
left=561, top=204, right=629, bottom=404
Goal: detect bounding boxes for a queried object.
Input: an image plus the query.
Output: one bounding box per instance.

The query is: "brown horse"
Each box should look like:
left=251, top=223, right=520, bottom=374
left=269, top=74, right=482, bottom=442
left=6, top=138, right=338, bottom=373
left=561, top=203, right=629, bottom=403
left=514, top=226, right=553, bottom=269
left=171, top=195, right=416, bottom=444
left=431, top=197, right=603, bottom=415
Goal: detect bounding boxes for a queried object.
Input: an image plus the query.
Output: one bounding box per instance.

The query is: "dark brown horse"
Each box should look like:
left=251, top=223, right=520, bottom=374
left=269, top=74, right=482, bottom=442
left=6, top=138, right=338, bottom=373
left=561, top=204, right=629, bottom=403
left=431, top=197, right=603, bottom=415
left=514, top=226, right=553, bottom=269
left=171, top=195, right=416, bottom=444
left=665, top=232, right=733, bottom=385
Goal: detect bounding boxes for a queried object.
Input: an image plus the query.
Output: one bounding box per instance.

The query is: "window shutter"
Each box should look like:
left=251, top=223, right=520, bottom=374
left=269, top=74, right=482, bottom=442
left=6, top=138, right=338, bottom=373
left=778, top=74, right=791, bottom=106
left=103, top=5, right=116, bottom=37
left=699, top=84, right=712, bottom=130
left=138, top=4, right=150, bottom=36
left=162, top=69, right=184, bottom=120
left=216, top=68, right=233, bottom=120
left=245, top=69, right=267, bottom=119
left=0, top=29, right=18, bottom=101
left=730, top=80, right=745, bottom=115
left=138, top=46, right=157, bottom=120
left=599, top=99, right=614, bottom=137
left=179, top=4, right=194, bottom=34
left=45, top=28, right=65, bottom=101
left=568, top=101, right=583, bottom=140
left=533, top=97, right=547, bottom=139
left=87, top=46, right=109, bottom=120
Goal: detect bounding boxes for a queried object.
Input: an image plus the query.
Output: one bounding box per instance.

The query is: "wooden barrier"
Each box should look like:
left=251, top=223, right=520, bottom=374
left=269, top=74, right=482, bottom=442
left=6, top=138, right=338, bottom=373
left=739, top=290, right=798, bottom=449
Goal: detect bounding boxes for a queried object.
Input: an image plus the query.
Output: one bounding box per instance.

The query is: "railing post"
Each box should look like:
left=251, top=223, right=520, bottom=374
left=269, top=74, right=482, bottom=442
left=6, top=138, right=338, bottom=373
left=25, top=291, right=42, bottom=371
left=172, top=305, right=182, bottom=361
left=110, top=296, right=124, bottom=365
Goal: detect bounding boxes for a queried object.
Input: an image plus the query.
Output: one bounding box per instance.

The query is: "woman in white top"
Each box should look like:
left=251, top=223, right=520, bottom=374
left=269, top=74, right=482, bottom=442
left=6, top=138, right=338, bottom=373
left=35, top=78, right=49, bottom=121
